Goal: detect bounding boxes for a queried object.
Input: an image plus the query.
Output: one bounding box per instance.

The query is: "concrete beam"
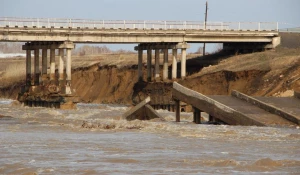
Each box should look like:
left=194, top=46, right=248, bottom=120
left=223, top=42, right=275, bottom=50
left=23, top=41, right=75, bottom=50
left=4, top=27, right=278, bottom=44
left=122, top=97, right=164, bottom=121
left=135, top=43, right=190, bottom=50
left=231, top=90, right=300, bottom=125
left=145, top=104, right=165, bottom=121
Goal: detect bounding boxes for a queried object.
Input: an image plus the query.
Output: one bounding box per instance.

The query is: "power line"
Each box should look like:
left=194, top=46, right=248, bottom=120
left=203, top=1, right=208, bottom=56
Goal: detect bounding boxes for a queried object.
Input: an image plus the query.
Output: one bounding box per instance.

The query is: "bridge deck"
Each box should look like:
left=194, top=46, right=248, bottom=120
left=209, top=95, right=294, bottom=126
left=172, top=82, right=297, bottom=127
left=0, top=26, right=278, bottom=43
left=254, top=97, right=300, bottom=121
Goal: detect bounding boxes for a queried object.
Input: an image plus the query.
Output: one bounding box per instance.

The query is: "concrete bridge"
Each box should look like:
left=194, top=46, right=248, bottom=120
left=0, top=17, right=281, bottom=108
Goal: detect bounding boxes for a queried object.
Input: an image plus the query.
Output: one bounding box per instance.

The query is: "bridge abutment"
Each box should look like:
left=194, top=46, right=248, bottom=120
left=19, top=41, right=79, bottom=109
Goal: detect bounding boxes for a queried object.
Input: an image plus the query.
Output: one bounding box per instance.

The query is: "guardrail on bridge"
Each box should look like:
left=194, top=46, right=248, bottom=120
left=0, top=17, right=278, bottom=31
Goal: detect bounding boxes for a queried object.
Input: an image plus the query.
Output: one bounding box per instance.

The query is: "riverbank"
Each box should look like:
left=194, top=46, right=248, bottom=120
left=0, top=47, right=299, bottom=104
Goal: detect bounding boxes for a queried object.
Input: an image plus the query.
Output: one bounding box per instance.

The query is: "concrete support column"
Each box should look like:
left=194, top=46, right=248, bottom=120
left=50, top=49, right=56, bottom=84
left=193, top=107, right=201, bottom=124
left=163, top=48, right=168, bottom=80
left=172, top=49, right=177, bottom=79
left=147, top=49, right=152, bottom=82
left=41, top=49, right=48, bottom=83
left=175, top=99, right=180, bottom=122
left=58, top=49, right=64, bottom=86
left=138, top=49, right=143, bottom=81
left=26, top=50, right=31, bottom=86
left=181, top=48, right=186, bottom=79
left=154, top=49, right=160, bottom=80
left=209, top=115, right=216, bottom=122
left=34, top=49, right=40, bottom=85
left=66, top=48, right=72, bottom=94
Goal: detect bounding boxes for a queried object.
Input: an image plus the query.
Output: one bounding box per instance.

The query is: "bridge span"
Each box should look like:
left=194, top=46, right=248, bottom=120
left=172, top=82, right=299, bottom=127
left=0, top=17, right=281, bottom=108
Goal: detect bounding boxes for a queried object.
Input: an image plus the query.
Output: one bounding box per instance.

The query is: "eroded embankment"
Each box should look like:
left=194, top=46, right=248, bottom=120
left=0, top=65, right=298, bottom=105
left=72, top=64, right=139, bottom=104
left=1, top=48, right=299, bottom=104
left=0, top=81, right=24, bottom=100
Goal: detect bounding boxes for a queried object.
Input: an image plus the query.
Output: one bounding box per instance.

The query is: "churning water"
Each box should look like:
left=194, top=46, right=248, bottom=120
left=0, top=99, right=299, bottom=174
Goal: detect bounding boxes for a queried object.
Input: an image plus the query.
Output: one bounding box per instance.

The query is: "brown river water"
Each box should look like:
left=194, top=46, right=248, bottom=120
left=0, top=99, right=299, bottom=174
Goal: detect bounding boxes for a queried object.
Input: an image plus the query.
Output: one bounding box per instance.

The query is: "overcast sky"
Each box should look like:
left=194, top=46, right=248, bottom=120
left=1, top=0, right=299, bottom=52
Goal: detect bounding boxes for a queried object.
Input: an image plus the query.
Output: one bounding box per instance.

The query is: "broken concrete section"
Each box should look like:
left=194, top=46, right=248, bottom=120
left=232, top=90, right=300, bottom=125
left=172, top=82, right=295, bottom=127
left=123, top=97, right=165, bottom=121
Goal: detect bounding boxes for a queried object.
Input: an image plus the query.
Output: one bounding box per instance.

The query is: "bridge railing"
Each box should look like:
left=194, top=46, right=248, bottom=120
left=0, top=17, right=279, bottom=31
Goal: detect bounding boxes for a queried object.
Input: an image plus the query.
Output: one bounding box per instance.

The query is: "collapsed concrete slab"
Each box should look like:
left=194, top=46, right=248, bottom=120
left=172, top=82, right=295, bottom=127
left=123, top=97, right=165, bottom=121
left=232, top=90, right=300, bottom=125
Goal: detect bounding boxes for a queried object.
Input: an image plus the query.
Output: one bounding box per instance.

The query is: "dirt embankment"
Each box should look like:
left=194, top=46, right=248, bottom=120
left=181, top=47, right=300, bottom=96
left=0, top=47, right=299, bottom=104
left=72, top=65, right=139, bottom=104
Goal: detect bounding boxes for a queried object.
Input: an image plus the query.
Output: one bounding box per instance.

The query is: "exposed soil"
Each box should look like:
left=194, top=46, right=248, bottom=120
left=0, top=47, right=299, bottom=104
left=72, top=64, right=139, bottom=104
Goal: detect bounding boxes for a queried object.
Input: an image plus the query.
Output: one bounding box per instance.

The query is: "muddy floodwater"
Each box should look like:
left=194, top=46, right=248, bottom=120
left=0, top=99, right=299, bottom=174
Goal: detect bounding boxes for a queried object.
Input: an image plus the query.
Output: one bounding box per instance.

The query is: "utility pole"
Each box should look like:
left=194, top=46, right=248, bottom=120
left=203, top=1, right=208, bottom=56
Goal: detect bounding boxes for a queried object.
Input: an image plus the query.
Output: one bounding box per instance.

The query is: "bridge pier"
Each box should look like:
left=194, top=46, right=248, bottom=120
left=66, top=48, right=72, bottom=94
left=50, top=49, right=56, bottom=84
left=193, top=107, right=201, bottom=124
left=181, top=48, right=186, bottom=79
left=146, top=49, right=152, bottom=81
left=154, top=49, right=160, bottom=80
left=25, top=50, right=31, bottom=87
left=138, top=49, right=143, bottom=80
left=34, top=49, right=40, bottom=86
left=135, top=42, right=189, bottom=82
left=175, top=99, right=180, bottom=122
left=41, top=48, right=48, bottom=84
left=163, top=48, right=168, bottom=80
left=172, top=49, right=177, bottom=80
left=19, top=41, right=79, bottom=109
left=58, top=49, right=64, bottom=87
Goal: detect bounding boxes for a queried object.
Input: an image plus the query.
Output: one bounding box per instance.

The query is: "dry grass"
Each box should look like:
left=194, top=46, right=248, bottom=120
left=0, top=58, right=25, bottom=87
left=72, top=53, right=200, bottom=69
